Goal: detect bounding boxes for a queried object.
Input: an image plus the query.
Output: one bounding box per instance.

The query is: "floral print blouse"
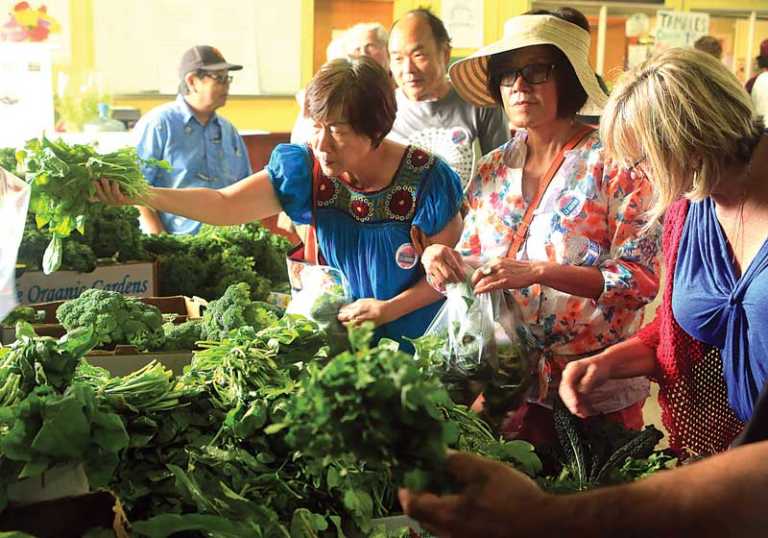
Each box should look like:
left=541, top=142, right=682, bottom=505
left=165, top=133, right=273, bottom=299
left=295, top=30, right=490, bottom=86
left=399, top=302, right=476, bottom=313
left=458, top=130, right=661, bottom=411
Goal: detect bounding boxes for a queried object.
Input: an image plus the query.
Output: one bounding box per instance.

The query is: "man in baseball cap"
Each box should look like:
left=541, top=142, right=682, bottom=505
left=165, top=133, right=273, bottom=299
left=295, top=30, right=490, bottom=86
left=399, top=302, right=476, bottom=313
left=132, top=45, right=252, bottom=235
left=178, top=45, right=243, bottom=81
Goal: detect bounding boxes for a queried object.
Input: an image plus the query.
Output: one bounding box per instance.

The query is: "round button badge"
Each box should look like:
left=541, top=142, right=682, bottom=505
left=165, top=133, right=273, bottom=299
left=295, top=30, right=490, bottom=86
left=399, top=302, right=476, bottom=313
left=395, top=243, right=419, bottom=270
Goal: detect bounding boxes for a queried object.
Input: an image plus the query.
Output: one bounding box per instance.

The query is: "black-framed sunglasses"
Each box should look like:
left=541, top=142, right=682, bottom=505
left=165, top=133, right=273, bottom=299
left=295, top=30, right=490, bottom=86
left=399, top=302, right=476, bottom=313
left=499, top=63, right=557, bottom=87
left=201, top=72, right=233, bottom=84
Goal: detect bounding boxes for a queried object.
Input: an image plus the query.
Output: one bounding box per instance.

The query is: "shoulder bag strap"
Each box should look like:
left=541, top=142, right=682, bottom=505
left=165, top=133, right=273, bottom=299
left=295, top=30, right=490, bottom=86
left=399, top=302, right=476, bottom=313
left=506, top=125, right=595, bottom=258
left=305, top=147, right=323, bottom=265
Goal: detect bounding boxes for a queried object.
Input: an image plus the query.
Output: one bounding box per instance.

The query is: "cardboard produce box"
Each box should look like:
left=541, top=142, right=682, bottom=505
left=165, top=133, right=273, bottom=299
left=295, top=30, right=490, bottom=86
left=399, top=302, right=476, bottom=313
left=15, top=261, right=157, bottom=305
left=0, top=490, right=128, bottom=538
left=1, top=295, right=206, bottom=347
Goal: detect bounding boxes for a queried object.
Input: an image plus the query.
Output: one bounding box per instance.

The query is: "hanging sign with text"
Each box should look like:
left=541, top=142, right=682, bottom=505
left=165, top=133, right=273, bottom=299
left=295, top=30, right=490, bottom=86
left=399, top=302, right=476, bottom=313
left=654, top=10, right=709, bottom=49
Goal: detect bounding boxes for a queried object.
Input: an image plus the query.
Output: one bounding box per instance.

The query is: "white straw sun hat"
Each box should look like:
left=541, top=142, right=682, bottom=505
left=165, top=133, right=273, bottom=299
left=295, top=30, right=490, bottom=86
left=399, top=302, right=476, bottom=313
left=449, top=14, right=607, bottom=116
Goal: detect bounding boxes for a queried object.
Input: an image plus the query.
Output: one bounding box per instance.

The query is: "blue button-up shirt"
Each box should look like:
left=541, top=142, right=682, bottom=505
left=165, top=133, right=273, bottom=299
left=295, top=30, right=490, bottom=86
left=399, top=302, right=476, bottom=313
left=134, top=95, right=252, bottom=234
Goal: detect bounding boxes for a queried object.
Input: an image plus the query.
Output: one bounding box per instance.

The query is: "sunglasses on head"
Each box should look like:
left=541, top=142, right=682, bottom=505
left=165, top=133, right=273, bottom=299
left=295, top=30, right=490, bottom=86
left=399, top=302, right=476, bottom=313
left=499, top=63, right=557, bottom=87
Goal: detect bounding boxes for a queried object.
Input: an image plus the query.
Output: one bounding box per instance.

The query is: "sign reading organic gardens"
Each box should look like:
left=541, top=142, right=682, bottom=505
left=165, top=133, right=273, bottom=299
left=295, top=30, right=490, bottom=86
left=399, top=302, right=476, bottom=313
left=654, top=10, right=710, bottom=49
left=15, top=262, right=156, bottom=304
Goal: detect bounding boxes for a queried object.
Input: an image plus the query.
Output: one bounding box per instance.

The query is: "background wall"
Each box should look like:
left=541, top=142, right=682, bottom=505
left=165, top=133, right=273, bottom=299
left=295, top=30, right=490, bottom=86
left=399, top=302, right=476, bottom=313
left=33, top=0, right=768, bottom=132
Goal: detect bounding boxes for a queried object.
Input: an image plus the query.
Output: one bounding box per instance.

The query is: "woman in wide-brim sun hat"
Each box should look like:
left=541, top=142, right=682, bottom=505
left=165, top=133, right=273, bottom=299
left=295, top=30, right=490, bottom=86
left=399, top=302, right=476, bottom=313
left=421, top=9, right=660, bottom=444
left=450, top=11, right=607, bottom=116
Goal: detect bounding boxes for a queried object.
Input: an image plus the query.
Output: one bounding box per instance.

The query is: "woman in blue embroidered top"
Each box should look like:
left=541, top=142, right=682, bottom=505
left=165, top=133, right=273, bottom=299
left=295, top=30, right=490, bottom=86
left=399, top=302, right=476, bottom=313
left=561, top=48, right=768, bottom=454
left=95, top=57, right=464, bottom=347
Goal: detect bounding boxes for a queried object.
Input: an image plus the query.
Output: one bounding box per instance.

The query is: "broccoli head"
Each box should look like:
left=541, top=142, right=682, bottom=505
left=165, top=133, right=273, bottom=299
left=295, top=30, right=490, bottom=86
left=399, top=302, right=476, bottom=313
left=56, top=289, right=165, bottom=351
left=200, top=283, right=279, bottom=341
left=162, top=319, right=203, bottom=351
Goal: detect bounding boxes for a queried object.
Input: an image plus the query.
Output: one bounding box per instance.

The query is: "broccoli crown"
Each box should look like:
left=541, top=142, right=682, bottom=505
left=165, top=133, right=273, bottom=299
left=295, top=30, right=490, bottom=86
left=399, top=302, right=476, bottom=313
left=56, top=289, right=165, bottom=351
left=200, top=283, right=279, bottom=341
left=162, top=319, right=203, bottom=351
left=1, top=306, right=43, bottom=326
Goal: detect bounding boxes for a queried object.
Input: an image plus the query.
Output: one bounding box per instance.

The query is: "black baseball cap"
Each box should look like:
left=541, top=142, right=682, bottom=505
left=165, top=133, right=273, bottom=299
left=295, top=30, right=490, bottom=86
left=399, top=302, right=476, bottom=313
left=178, top=45, right=243, bottom=79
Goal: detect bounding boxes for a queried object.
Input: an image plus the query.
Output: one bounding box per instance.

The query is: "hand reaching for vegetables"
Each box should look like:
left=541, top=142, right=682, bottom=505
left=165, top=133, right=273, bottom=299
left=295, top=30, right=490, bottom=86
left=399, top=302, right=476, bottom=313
left=422, top=244, right=466, bottom=292
left=471, top=258, right=540, bottom=295
left=337, top=298, right=392, bottom=327
left=93, top=177, right=137, bottom=206
left=559, top=355, right=611, bottom=418
left=399, top=451, right=549, bottom=538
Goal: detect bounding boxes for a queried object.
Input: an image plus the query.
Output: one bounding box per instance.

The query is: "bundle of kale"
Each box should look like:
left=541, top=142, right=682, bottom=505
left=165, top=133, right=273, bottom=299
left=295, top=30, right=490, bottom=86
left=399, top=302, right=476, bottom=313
left=17, top=205, right=146, bottom=274
left=544, top=396, right=675, bottom=492
left=142, top=222, right=291, bottom=301
left=17, top=137, right=168, bottom=274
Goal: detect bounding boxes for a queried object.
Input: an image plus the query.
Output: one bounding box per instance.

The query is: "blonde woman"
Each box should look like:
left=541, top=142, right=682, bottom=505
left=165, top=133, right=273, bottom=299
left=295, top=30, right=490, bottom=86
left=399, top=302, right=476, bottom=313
left=399, top=47, right=768, bottom=538
left=560, top=47, right=768, bottom=457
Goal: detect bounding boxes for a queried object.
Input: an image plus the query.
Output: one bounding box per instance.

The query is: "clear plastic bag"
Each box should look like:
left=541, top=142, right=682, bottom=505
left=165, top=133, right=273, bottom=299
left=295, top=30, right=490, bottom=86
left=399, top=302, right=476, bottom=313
left=0, top=167, right=31, bottom=322
left=285, top=262, right=353, bottom=354
left=415, top=269, right=539, bottom=420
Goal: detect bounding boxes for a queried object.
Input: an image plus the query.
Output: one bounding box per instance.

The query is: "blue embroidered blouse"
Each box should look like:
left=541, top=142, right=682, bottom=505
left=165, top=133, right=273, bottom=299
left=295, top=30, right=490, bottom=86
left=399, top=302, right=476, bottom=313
left=266, top=143, right=463, bottom=348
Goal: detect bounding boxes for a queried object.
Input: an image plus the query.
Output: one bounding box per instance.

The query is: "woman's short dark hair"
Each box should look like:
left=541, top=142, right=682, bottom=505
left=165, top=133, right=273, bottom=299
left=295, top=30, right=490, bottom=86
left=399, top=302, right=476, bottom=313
left=304, top=56, right=396, bottom=147
left=758, top=55, right=768, bottom=69
left=486, top=8, right=590, bottom=118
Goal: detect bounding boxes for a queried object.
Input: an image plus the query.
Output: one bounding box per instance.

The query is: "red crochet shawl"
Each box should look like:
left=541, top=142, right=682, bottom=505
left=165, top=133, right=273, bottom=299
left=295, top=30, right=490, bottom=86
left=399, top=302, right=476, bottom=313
left=635, top=199, right=744, bottom=457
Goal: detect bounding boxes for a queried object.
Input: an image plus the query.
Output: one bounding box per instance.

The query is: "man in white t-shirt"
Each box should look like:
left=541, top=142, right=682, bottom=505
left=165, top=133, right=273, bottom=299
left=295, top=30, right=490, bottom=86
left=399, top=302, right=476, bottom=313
left=387, top=9, right=508, bottom=188
left=752, top=44, right=768, bottom=123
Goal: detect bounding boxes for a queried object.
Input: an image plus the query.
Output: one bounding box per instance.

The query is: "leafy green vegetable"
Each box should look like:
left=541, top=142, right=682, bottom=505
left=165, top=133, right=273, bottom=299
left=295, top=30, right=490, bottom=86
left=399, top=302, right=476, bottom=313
left=0, top=383, right=129, bottom=509
left=142, top=222, right=290, bottom=302
left=0, top=147, right=19, bottom=174
left=308, top=284, right=350, bottom=355
left=0, top=306, right=43, bottom=327
left=17, top=137, right=168, bottom=273
left=0, top=322, right=97, bottom=405
left=56, top=289, right=165, bottom=351
left=282, top=323, right=457, bottom=492
left=548, top=396, right=665, bottom=491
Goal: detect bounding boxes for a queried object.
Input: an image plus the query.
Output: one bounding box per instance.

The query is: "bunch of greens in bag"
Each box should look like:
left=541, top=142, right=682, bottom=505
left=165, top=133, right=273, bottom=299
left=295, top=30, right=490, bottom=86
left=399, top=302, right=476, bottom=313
left=308, top=283, right=350, bottom=355
left=412, top=270, right=535, bottom=424
left=0, top=147, right=18, bottom=173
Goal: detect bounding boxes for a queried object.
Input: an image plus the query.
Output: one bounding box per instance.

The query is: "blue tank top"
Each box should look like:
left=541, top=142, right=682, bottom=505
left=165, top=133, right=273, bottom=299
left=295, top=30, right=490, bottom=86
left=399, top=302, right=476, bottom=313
left=672, top=198, right=768, bottom=421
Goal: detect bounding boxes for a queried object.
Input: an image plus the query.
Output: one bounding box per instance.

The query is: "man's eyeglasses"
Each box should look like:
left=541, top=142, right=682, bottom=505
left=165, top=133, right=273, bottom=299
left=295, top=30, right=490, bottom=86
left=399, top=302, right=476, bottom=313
left=202, top=72, right=233, bottom=85
left=499, top=63, right=557, bottom=87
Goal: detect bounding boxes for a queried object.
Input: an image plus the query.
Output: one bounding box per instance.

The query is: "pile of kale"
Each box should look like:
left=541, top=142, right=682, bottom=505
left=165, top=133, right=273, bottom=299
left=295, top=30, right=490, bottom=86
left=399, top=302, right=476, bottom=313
left=16, top=208, right=291, bottom=303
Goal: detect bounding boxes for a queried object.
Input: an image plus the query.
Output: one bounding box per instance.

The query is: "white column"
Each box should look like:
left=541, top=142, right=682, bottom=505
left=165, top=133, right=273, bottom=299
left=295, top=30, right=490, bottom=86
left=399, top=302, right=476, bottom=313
left=745, top=11, right=757, bottom=81
left=597, top=5, right=608, bottom=76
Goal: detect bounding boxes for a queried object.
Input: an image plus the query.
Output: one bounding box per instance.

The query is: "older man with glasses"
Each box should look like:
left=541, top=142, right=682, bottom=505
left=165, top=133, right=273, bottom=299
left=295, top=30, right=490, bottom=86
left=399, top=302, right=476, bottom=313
left=133, top=45, right=252, bottom=235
